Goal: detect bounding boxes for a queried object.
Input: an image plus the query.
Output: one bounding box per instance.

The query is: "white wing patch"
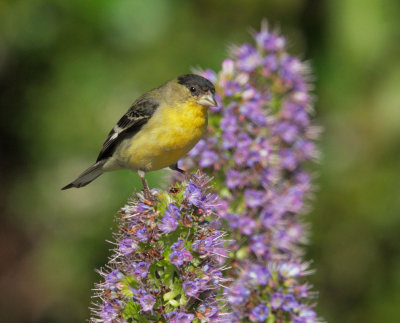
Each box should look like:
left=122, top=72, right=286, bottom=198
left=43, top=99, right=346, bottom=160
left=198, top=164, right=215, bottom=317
left=109, top=125, right=125, bottom=140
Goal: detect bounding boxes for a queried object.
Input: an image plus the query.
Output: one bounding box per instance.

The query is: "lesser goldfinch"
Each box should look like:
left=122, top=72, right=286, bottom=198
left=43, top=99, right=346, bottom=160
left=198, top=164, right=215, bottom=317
left=62, top=74, right=216, bottom=197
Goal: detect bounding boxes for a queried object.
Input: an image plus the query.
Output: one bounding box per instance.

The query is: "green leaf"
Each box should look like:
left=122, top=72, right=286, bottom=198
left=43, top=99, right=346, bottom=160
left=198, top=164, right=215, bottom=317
left=168, top=299, right=179, bottom=307
left=179, top=291, right=188, bottom=306
left=267, top=313, right=275, bottom=323
left=122, top=301, right=141, bottom=320
left=236, top=246, right=248, bottom=259
left=121, top=275, right=138, bottom=297
left=163, top=288, right=180, bottom=301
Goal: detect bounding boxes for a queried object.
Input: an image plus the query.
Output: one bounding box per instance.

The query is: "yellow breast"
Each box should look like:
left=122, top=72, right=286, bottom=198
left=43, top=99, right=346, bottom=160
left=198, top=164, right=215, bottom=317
left=117, top=99, right=208, bottom=171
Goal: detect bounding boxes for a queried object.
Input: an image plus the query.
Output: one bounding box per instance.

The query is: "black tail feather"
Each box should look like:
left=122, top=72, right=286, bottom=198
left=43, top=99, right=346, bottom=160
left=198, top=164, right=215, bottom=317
left=61, top=161, right=105, bottom=190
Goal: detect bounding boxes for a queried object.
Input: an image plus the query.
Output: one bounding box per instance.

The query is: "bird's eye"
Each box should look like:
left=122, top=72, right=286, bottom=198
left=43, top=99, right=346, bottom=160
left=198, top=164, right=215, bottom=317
left=190, top=86, right=197, bottom=93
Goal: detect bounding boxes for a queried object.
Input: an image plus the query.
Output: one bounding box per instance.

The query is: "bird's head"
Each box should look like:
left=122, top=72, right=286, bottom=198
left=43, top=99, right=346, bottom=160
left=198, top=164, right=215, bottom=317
left=176, top=74, right=217, bottom=108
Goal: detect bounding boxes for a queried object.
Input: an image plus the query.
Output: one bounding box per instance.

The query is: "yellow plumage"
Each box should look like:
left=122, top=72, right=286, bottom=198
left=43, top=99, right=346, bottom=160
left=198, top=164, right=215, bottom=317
left=116, top=98, right=208, bottom=171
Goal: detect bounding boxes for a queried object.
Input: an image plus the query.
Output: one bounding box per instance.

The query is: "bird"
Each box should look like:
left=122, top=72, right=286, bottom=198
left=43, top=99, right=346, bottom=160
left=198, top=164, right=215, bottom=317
left=62, top=74, right=217, bottom=199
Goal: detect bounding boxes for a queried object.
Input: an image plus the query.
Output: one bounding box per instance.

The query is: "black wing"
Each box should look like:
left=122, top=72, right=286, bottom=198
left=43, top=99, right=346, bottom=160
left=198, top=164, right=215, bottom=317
left=96, top=96, right=159, bottom=162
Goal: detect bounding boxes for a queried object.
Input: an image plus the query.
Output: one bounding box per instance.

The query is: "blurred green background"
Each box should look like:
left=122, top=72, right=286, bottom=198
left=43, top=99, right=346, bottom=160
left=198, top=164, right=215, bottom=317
left=1, top=0, right=400, bottom=322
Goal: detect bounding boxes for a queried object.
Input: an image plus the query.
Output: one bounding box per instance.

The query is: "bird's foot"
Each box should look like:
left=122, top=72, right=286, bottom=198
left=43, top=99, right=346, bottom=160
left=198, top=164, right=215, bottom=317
left=143, top=187, right=154, bottom=203
left=138, top=170, right=155, bottom=204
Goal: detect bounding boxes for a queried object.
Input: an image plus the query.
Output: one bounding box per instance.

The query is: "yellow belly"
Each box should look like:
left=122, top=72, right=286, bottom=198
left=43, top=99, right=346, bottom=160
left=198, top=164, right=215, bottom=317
left=116, top=100, right=207, bottom=171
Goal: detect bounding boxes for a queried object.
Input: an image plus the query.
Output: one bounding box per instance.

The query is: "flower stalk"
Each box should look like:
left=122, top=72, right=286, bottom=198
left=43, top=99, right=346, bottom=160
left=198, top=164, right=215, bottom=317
left=90, top=172, right=229, bottom=322
left=179, top=22, right=321, bottom=322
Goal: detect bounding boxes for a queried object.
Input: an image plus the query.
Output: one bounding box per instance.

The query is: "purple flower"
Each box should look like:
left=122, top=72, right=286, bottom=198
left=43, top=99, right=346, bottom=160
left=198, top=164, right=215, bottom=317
left=197, top=301, right=218, bottom=318
left=177, top=312, right=195, bottom=322
left=222, top=132, right=237, bottom=149
left=185, top=183, right=202, bottom=206
left=173, top=23, right=321, bottom=323
left=239, top=102, right=267, bottom=126
left=199, top=150, right=218, bottom=168
left=139, top=294, right=155, bottom=312
left=281, top=101, right=309, bottom=127
left=249, top=235, right=269, bottom=258
left=226, top=169, right=242, bottom=189
left=280, top=148, right=298, bottom=170
left=165, top=312, right=195, bottom=323
left=203, top=69, right=217, bottom=83
left=171, top=239, right=185, bottom=251
left=233, top=148, right=250, bottom=166
left=255, top=29, right=270, bottom=48
left=169, top=250, right=184, bottom=266
left=244, top=189, right=264, bottom=208
left=282, top=294, right=299, bottom=312
left=119, top=238, right=138, bottom=255
left=280, top=56, right=304, bottom=87
left=264, top=33, right=285, bottom=51
left=238, top=216, right=257, bottom=235
left=274, top=121, right=298, bottom=143
left=295, top=306, right=317, bottom=323
left=136, top=227, right=148, bottom=242
left=246, top=265, right=271, bottom=286
left=133, top=262, right=150, bottom=279
left=182, top=249, right=193, bottom=262
left=237, top=132, right=252, bottom=149
left=295, top=284, right=310, bottom=299
left=235, top=44, right=262, bottom=72
left=225, top=312, right=242, bottom=322
left=183, top=280, right=201, bottom=297
left=100, top=300, right=123, bottom=321
left=188, top=139, right=206, bottom=157
left=192, top=237, right=214, bottom=255
left=225, top=81, right=242, bottom=97
left=295, top=139, right=317, bottom=161
left=165, top=203, right=180, bottom=218
left=164, top=311, right=179, bottom=321
left=220, top=113, right=238, bottom=133
left=226, top=213, right=240, bottom=229
left=270, top=292, right=285, bottom=309
left=279, top=262, right=302, bottom=278
left=260, top=210, right=276, bottom=228
left=249, top=304, right=269, bottom=322
left=221, top=58, right=235, bottom=76
left=285, top=187, right=304, bottom=213
left=105, top=269, right=124, bottom=287
left=255, top=29, right=285, bottom=52
left=226, top=283, right=250, bottom=305
left=159, top=215, right=178, bottom=233
left=169, top=248, right=192, bottom=267
left=136, top=203, right=153, bottom=212
left=262, top=54, right=279, bottom=74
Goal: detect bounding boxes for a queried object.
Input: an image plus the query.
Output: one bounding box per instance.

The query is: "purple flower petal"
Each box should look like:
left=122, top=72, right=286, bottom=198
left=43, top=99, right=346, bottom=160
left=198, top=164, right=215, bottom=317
left=119, top=238, right=138, bottom=255
left=139, top=294, right=155, bottom=312
left=249, top=304, right=269, bottom=322
left=159, top=215, right=178, bottom=233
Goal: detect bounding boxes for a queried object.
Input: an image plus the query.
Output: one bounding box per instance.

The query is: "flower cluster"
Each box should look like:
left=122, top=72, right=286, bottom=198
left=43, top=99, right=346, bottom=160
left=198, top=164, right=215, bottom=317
left=90, top=172, right=229, bottom=322
left=179, top=23, right=321, bottom=322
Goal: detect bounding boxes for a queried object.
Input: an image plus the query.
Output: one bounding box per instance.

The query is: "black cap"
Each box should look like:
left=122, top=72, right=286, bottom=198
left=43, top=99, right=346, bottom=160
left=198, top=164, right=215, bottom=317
left=177, top=74, right=215, bottom=95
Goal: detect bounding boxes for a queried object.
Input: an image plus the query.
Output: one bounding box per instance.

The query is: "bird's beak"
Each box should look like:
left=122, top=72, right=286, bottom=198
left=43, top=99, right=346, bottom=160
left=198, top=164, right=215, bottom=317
left=198, top=93, right=217, bottom=107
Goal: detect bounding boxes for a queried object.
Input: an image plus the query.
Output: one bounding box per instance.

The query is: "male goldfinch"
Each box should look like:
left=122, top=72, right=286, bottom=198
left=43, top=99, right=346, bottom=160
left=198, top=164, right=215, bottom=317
left=62, top=74, right=216, bottom=197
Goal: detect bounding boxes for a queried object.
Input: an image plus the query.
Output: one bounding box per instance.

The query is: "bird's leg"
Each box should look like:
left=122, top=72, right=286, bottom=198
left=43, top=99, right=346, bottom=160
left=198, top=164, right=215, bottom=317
left=137, top=170, right=152, bottom=201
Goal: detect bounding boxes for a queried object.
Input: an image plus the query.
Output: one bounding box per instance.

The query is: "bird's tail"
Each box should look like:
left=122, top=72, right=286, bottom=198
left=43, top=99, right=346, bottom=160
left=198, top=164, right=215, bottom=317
left=61, top=160, right=105, bottom=190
